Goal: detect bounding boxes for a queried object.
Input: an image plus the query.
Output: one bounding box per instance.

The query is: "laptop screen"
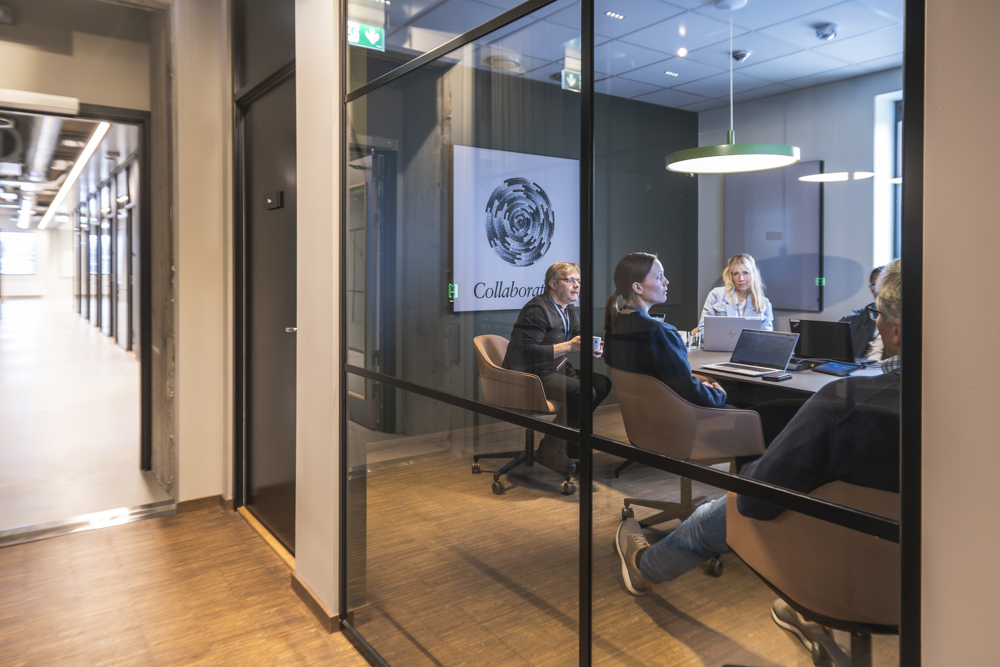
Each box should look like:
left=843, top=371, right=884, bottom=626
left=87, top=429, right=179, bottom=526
left=791, top=319, right=855, bottom=362
left=730, top=330, right=799, bottom=370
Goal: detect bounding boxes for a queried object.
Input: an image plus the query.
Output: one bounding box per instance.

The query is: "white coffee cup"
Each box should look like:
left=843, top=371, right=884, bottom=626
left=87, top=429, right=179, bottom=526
left=592, top=335, right=602, bottom=351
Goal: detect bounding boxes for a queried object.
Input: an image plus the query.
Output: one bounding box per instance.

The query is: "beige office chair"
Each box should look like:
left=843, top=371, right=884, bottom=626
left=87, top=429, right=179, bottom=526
left=726, top=484, right=899, bottom=666
left=472, top=335, right=576, bottom=495
left=610, top=367, right=765, bottom=531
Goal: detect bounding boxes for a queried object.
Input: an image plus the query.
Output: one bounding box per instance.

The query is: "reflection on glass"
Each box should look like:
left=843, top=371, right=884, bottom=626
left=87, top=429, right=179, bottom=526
left=346, top=389, right=579, bottom=663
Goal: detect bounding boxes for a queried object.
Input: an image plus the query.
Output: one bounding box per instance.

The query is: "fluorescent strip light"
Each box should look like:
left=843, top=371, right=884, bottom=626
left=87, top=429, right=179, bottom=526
left=853, top=171, right=875, bottom=180
left=37, top=122, right=110, bottom=230
left=798, top=172, right=849, bottom=182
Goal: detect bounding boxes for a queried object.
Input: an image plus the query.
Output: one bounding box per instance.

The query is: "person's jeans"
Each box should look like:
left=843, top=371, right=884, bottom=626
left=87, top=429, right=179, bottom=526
left=639, top=497, right=729, bottom=583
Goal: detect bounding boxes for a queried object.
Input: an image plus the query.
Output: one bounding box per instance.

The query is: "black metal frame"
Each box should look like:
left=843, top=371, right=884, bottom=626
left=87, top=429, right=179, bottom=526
left=337, top=0, right=925, bottom=663
left=76, top=104, right=153, bottom=470
left=231, top=58, right=297, bottom=510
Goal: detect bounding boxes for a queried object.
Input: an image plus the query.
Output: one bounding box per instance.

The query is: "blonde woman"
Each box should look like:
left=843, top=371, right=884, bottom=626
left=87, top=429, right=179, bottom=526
left=697, top=254, right=773, bottom=334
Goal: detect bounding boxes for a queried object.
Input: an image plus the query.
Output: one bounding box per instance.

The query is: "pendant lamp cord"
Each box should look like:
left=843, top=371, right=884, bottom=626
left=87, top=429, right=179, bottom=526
left=729, top=10, right=734, bottom=141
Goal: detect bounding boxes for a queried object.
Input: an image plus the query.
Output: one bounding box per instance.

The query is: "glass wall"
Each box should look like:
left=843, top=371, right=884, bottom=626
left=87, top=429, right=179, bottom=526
left=342, top=0, right=913, bottom=664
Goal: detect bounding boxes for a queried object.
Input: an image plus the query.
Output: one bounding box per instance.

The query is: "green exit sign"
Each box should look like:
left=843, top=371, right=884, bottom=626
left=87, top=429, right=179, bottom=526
left=347, top=20, right=384, bottom=52
left=561, top=70, right=581, bottom=93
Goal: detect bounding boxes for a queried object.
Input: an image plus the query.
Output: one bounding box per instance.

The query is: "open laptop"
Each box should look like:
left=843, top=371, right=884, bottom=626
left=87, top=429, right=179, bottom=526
left=790, top=319, right=856, bottom=363
left=702, top=315, right=761, bottom=352
left=700, top=330, right=800, bottom=377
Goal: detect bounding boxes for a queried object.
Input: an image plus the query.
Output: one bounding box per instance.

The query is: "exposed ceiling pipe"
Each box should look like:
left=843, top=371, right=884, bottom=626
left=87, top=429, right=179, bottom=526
left=15, top=117, right=62, bottom=229
left=26, top=116, right=62, bottom=183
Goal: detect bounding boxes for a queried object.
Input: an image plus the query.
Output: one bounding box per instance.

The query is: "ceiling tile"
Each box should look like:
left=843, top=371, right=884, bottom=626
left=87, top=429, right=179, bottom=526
left=408, top=0, right=508, bottom=32
left=674, top=71, right=775, bottom=97
left=853, top=53, right=903, bottom=74
left=684, top=31, right=802, bottom=70
left=595, top=40, right=674, bottom=75
left=619, top=10, right=748, bottom=56
left=852, top=0, right=905, bottom=22
left=732, top=82, right=796, bottom=103
left=758, top=1, right=900, bottom=49
left=680, top=98, right=729, bottom=112
left=475, top=43, right=552, bottom=74
left=739, top=49, right=851, bottom=82
left=477, top=0, right=572, bottom=17
left=618, top=56, right=723, bottom=87
left=595, top=76, right=664, bottom=99
left=486, top=19, right=581, bottom=63
left=520, top=61, right=568, bottom=84
left=782, top=63, right=862, bottom=89
left=694, top=0, right=843, bottom=31
left=632, top=87, right=711, bottom=109
left=548, top=0, right=685, bottom=40
left=810, top=23, right=903, bottom=63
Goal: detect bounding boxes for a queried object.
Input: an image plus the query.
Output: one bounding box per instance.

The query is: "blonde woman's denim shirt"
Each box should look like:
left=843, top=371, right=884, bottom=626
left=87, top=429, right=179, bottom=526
left=697, top=286, right=773, bottom=333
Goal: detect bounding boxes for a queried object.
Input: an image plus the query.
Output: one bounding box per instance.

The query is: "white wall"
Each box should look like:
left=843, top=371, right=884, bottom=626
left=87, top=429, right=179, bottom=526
left=698, top=68, right=903, bottom=330
left=172, top=0, right=232, bottom=502
left=0, top=228, right=73, bottom=298
left=923, top=1, right=1000, bottom=662
left=294, top=0, right=341, bottom=616
left=0, top=31, right=150, bottom=111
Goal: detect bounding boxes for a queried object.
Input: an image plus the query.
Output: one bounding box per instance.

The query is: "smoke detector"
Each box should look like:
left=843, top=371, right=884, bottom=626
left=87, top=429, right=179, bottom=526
left=814, top=22, right=838, bottom=41
left=732, top=50, right=751, bottom=63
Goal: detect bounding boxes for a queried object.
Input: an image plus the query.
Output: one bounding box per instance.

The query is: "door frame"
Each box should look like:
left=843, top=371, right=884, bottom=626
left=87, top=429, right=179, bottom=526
left=232, top=59, right=296, bottom=510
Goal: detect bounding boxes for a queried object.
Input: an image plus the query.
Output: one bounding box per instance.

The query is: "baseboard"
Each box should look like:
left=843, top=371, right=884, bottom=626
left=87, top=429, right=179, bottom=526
left=177, top=494, right=230, bottom=513
left=291, top=573, right=339, bottom=633
left=237, top=506, right=295, bottom=571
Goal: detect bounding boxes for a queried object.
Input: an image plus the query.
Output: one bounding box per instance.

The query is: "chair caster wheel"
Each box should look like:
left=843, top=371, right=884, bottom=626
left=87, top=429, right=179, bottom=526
left=707, top=557, right=723, bottom=577
left=492, top=480, right=505, bottom=495
left=472, top=461, right=481, bottom=474
left=562, top=481, right=577, bottom=496
left=621, top=506, right=635, bottom=521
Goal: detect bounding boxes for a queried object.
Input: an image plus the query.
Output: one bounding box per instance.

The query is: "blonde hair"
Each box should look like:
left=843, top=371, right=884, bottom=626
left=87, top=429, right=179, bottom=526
left=604, top=252, right=658, bottom=331
left=723, top=254, right=766, bottom=313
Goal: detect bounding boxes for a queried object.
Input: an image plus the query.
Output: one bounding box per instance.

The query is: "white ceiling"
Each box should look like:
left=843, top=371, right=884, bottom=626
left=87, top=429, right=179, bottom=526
left=351, top=0, right=904, bottom=111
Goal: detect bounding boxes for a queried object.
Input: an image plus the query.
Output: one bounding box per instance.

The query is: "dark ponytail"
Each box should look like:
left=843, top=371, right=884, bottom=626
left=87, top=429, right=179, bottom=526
left=604, top=252, right=658, bottom=331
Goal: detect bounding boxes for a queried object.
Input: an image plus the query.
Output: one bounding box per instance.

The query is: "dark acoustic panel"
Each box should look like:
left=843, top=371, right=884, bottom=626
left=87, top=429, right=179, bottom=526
left=724, top=160, right=823, bottom=312
left=232, top=0, right=295, bottom=93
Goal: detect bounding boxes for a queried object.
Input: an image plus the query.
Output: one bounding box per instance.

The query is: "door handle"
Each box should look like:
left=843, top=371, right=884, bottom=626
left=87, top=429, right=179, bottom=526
left=285, top=327, right=297, bottom=333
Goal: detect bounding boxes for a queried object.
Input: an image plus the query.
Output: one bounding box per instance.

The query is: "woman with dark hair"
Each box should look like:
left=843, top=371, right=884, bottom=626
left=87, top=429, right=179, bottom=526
left=604, top=252, right=726, bottom=408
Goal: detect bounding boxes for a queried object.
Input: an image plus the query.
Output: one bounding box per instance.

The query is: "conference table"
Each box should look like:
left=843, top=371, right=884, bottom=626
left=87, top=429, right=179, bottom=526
left=686, top=348, right=882, bottom=405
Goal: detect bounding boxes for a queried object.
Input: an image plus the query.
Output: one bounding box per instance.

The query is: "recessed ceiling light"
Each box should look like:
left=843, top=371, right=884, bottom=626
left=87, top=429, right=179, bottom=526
left=605, top=11, right=624, bottom=20
left=798, top=172, right=849, bottom=182
left=677, top=47, right=688, bottom=57
left=664, top=71, right=679, bottom=77
left=483, top=54, right=522, bottom=71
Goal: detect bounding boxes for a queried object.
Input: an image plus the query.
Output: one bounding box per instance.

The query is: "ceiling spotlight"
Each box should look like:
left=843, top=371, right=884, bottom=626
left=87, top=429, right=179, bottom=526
left=605, top=11, right=624, bottom=20
left=732, top=50, right=751, bottom=63
left=483, top=54, right=522, bottom=71
left=814, top=22, right=838, bottom=41
left=664, top=71, right=680, bottom=77
left=677, top=47, right=688, bottom=57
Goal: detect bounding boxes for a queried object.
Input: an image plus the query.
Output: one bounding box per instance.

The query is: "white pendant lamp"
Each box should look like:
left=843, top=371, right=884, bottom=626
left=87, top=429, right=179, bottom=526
left=666, top=0, right=800, bottom=174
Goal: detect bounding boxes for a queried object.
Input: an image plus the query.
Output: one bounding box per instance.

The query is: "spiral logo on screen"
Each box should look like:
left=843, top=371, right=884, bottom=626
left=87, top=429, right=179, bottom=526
left=484, top=178, right=555, bottom=267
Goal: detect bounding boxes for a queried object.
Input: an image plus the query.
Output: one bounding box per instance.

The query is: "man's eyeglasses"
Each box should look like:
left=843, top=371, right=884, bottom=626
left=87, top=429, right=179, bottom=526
left=867, top=305, right=880, bottom=322
left=559, top=278, right=582, bottom=286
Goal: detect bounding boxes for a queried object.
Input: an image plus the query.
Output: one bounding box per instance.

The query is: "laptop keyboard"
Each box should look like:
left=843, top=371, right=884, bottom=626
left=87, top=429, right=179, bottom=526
left=718, top=363, right=770, bottom=372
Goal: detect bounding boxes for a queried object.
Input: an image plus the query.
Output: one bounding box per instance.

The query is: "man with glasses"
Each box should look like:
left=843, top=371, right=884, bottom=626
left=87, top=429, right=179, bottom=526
left=617, top=259, right=902, bottom=615
left=503, top=262, right=612, bottom=473
left=841, top=265, right=886, bottom=361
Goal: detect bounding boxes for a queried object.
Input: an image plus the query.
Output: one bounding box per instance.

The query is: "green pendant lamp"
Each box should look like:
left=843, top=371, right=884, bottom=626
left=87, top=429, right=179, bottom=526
left=666, top=0, right=800, bottom=174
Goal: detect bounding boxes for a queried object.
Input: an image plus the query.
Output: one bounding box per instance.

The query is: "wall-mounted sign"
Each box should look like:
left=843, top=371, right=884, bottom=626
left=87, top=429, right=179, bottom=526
left=561, top=70, right=581, bottom=93
left=347, top=20, right=384, bottom=52
left=452, top=146, right=579, bottom=313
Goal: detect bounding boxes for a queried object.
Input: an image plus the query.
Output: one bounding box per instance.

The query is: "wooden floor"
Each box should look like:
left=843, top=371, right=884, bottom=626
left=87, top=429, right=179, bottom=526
left=345, top=415, right=900, bottom=667
left=0, top=506, right=367, bottom=666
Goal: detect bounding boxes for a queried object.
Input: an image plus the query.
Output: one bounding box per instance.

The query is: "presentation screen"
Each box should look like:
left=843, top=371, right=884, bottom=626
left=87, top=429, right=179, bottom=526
left=452, top=146, right=579, bottom=313
left=724, top=160, right=823, bottom=312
